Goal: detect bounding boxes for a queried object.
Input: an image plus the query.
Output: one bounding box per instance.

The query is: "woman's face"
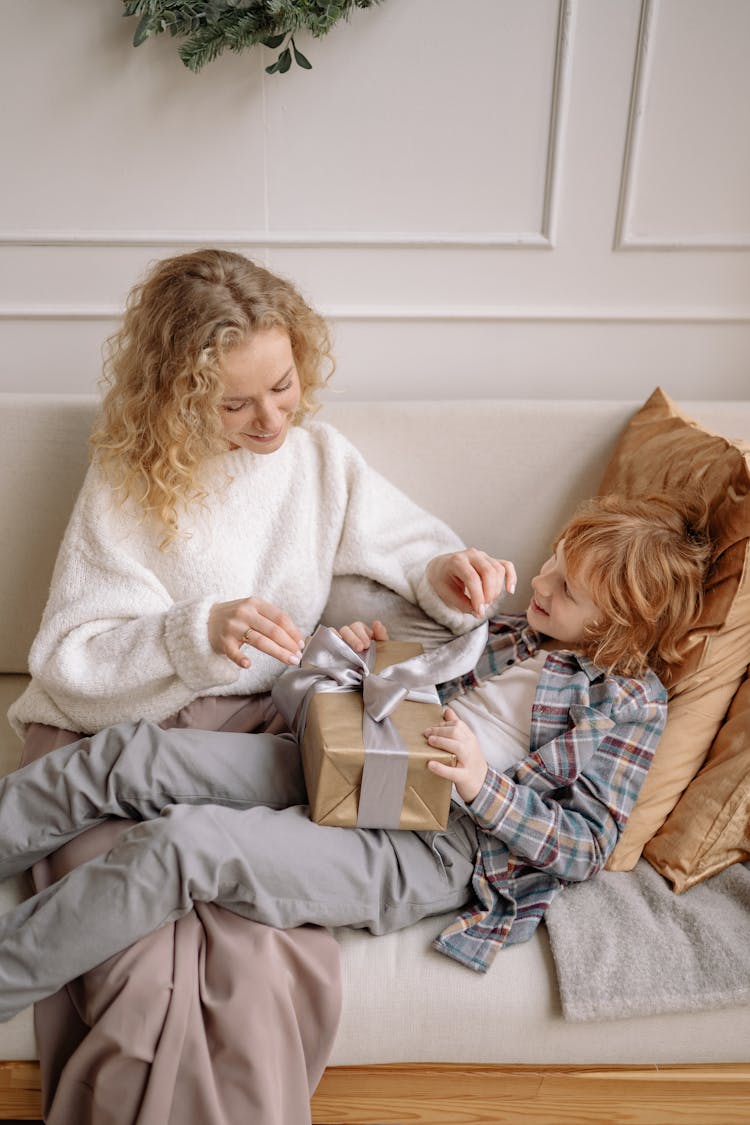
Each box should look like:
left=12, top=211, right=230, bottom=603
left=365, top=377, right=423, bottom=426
left=218, top=327, right=301, bottom=455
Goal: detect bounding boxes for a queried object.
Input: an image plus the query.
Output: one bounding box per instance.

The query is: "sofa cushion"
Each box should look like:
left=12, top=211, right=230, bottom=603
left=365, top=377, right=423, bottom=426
left=0, top=872, right=38, bottom=1058
left=600, top=388, right=750, bottom=870
left=330, top=907, right=750, bottom=1064
left=644, top=669, right=750, bottom=892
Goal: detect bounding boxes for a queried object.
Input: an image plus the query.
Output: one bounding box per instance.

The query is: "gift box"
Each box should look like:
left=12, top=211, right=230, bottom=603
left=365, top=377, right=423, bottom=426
left=298, top=640, right=455, bottom=831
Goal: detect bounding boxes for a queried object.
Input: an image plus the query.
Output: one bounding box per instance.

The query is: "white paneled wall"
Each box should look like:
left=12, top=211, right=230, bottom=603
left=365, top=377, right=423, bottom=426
left=0, top=0, right=748, bottom=399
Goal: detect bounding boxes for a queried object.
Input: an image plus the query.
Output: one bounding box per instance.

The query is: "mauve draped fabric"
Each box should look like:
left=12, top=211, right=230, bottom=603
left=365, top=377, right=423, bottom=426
left=21, top=696, right=341, bottom=1125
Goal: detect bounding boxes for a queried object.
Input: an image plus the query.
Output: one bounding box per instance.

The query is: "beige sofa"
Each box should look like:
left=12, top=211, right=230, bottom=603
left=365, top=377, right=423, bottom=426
left=1, top=393, right=749, bottom=1124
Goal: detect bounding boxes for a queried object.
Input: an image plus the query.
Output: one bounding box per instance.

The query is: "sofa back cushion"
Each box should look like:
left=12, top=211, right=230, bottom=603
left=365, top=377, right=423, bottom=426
left=2, top=392, right=749, bottom=687
left=0, top=396, right=637, bottom=674
left=0, top=395, right=96, bottom=673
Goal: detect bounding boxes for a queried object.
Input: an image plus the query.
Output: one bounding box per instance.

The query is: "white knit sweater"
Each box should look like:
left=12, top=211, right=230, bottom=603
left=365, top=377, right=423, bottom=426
left=10, top=420, right=469, bottom=736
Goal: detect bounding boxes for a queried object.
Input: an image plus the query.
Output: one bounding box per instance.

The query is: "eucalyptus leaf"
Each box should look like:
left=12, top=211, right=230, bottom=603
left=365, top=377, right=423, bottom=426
left=261, top=32, right=287, bottom=48
left=132, top=14, right=155, bottom=45
left=292, top=41, right=312, bottom=68
left=277, top=46, right=292, bottom=72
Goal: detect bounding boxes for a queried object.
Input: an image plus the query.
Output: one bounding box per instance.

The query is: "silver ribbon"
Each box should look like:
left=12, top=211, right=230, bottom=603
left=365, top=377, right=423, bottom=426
left=272, top=622, right=488, bottom=829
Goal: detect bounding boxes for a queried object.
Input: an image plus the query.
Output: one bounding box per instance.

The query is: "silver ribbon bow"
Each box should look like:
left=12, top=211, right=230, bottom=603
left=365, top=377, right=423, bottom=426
left=272, top=622, right=488, bottom=829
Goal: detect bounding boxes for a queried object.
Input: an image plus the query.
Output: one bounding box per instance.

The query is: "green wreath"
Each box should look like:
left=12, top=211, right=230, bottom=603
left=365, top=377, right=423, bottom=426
left=122, top=0, right=385, bottom=74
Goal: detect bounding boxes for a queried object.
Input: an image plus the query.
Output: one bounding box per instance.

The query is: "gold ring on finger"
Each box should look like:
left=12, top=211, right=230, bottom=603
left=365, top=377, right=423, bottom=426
left=242, top=627, right=253, bottom=643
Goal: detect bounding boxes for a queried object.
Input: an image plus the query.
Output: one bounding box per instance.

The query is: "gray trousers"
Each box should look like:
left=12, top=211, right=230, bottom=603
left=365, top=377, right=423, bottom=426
left=0, top=720, right=477, bottom=1021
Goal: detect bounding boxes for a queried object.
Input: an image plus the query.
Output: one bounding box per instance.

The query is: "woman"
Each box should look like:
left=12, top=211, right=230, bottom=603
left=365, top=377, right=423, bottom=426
left=8, top=248, right=473, bottom=1125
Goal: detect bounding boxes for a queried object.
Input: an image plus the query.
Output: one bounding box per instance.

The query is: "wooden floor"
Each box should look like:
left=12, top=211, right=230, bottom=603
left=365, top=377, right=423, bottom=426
left=2, top=1060, right=750, bottom=1123
left=310, top=1063, right=750, bottom=1125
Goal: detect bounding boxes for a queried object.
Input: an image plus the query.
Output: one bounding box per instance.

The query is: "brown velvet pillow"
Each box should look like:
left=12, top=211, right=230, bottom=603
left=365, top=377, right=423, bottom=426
left=598, top=388, right=750, bottom=871
left=644, top=669, right=750, bottom=891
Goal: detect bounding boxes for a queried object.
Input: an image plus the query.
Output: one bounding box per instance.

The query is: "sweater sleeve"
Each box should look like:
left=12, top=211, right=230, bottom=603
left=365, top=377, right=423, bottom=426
left=329, top=429, right=480, bottom=634
left=12, top=467, right=242, bottom=733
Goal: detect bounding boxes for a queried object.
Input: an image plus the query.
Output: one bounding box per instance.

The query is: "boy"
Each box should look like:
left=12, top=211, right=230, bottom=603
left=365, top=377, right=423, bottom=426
left=0, top=494, right=710, bottom=1015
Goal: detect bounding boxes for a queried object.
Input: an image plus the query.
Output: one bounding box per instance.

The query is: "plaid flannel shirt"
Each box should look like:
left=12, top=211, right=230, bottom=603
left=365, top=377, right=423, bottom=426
left=433, top=614, right=667, bottom=973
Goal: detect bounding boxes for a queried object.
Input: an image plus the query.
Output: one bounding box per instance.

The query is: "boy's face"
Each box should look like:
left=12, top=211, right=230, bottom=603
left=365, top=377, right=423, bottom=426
left=527, top=541, right=599, bottom=649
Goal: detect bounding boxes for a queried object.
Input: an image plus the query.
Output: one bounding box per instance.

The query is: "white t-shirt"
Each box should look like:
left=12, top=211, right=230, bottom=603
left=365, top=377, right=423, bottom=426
left=449, top=650, right=548, bottom=809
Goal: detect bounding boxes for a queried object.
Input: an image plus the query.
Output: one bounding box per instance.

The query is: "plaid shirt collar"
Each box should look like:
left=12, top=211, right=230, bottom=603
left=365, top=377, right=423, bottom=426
left=439, top=614, right=606, bottom=704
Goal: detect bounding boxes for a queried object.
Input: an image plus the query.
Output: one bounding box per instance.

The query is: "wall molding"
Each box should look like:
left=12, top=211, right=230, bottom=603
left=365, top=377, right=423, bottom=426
left=539, top=0, right=576, bottom=246
left=0, top=2, right=574, bottom=253
left=615, top=0, right=750, bottom=251
left=2, top=304, right=748, bottom=324
left=0, top=230, right=554, bottom=250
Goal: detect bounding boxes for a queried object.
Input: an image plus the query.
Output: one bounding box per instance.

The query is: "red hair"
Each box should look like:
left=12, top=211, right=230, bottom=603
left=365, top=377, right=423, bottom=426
left=556, top=493, right=711, bottom=678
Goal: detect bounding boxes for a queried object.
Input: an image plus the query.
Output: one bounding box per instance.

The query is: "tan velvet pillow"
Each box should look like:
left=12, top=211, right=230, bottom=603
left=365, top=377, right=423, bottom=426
left=599, top=387, right=750, bottom=871
left=644, top=670, right=750, bottom=892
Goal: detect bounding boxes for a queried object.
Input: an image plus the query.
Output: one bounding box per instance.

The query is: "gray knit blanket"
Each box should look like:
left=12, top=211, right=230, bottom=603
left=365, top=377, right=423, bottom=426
left=544, top=859, right=750, bottom=1022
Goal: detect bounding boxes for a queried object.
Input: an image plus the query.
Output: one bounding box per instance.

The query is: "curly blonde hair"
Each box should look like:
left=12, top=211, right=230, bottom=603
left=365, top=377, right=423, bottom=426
left=90, top=249, right=334, bottom=544
left=556, top=493, right=712, bottom=679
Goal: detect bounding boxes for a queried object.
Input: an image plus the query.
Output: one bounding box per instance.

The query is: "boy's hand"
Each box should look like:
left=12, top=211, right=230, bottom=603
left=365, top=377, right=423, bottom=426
left=425, top=706, right=488, bottom=804
left=338, top=619, right=389, bottom=653
left=426, top=549, right=517, bottom=617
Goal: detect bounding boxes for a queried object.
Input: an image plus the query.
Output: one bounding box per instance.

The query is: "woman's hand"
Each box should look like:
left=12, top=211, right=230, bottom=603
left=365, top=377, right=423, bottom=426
left=208, top=596, right=304, bottom=669
left=337, top=619, right=389, bottom=653
left=426, top=548, right=517, bottom=617
left=424, top=706, right=489, bottom=804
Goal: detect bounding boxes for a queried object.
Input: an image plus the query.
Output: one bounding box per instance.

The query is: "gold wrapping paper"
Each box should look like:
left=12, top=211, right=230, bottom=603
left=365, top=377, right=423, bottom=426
left=300, top=641, right=455, bottom=830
